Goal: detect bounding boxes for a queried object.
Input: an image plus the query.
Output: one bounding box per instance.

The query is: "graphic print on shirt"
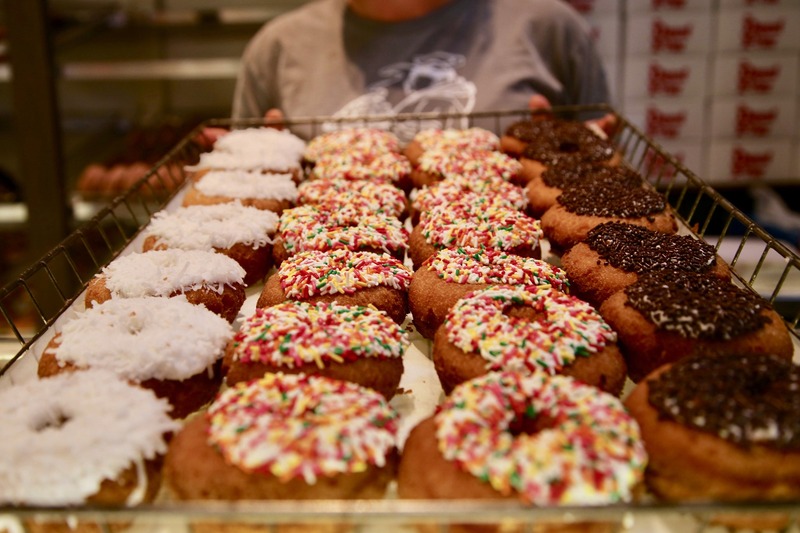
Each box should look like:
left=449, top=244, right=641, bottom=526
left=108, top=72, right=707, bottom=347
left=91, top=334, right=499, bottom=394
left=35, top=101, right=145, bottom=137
left=325, top=51, right=477, bottom=140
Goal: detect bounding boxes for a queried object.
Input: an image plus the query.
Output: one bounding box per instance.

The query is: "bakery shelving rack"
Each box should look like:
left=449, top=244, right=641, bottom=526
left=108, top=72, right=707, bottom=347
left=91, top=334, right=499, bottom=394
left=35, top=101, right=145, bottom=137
left=1, top=106, right=800, bottom=532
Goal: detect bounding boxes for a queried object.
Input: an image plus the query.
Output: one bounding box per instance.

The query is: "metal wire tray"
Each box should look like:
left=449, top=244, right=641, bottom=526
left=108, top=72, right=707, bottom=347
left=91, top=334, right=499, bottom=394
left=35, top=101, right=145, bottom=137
left=2, top=106, right=800, bottom=532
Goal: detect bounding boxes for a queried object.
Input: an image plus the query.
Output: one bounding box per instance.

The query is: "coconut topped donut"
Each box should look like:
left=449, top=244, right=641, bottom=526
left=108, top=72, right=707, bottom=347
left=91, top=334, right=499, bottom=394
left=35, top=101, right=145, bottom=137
left=193, top=169, right=298, bottom=203
left=414, top=148, right=523, bottom=184
left=46, top=297, right=232, bottom=382
left=310, top=151, right=411, bottom=186
left=299, top=178, right=407, bottom=218
left=445, top=285, right=616, bottom=374
left=304, top=128, right=400, bottom=163
left=647, top=353, right=800, bottom=450
left=96, top=249, right=245, bottom=300
left=411, top=127, right=500, bottom=153
left=425, top=247, right=568, bottom=289
left=231, top=301, right=408, bottom=369
left=419, top=200, right=542, bottom=253
left=187, top=150, right=302, bottom=174
left=0, top=369, right=179, bottom=506
left=412, top=175, right=527, bottom=221
left=142, top=201, right=278, bottom=252
left=434, top=371, right=647, bottom=505
left=277, top=249, right=412, bottom=299
left=213, top=127, right=306, bottom=161
left=207, top=372, right=399, bottom=483
left=275, top=205, right=408, bottom=260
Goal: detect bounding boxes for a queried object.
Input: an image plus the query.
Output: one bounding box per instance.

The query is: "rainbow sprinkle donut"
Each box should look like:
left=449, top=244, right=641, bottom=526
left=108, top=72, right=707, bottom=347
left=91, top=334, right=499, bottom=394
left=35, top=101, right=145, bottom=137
left=207, top=372, right=399, bottom=484
left=275, top=205, right=408, bottom=261
left=445, top=285, right=616, bottom=373
left=416, top=148, right=522, bottom=182
left=435, top=371, right=647, bottom=505
left=412, top=127, right=500, bottom=153
left=298, top=178, right=407, bottom=219
left=412, top=175, right=527, bottom=221
left=427, top=248, right=568, bottom=288
left=310, top=151, right=412, bottom=186
left=278, top=249, right=412, bottom=299
left=304, top=128, right=400, bottom=163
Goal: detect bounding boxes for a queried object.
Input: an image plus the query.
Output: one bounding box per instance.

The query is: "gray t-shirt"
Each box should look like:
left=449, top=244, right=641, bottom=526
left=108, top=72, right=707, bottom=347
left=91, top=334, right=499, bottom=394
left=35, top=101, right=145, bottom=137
left=232, top=0, right=609, bottom=135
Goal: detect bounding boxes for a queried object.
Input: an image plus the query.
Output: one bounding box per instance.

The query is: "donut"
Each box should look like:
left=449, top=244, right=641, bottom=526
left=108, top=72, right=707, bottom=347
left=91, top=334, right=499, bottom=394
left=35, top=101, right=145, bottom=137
left=561, top=222, right=731, bottom=306
left=84, top=249, right=247, bottom=323
left=212, top=126, right=306, bottom=166
left=409, top=148, right=523, bottom=190
left=223, top=301, right=407, bottom=398
left=408, top=247, right=569, bottom=339
left=408, top=200, right=543, bottom=270
left=257, top=249, right=412, bottom=325
left=298, top=178, right=408, bottom=220
left=540, top=178, right=678, bottom=252
left=599, top=270, right=794, bottom=382
left=398, top=371, right=647, bottom=508
left=310, top=151, right=413, bottom=192
left=0, top=369, right=178, bottom=507
left=272, top=204, right=408, bottom=265
left=403, top=127, right=499, bottom=166
left=525, top=162, right=643, bottom=218
left=410, top=174, right=527, bottom=225
left=432, top=285, right=626, bottom=396
left=141, top=201, right=279, bottom=286
left=499, top=115, right=560, bottom=158
left=38, top=296, right=233, bottom=419
left=625, top=353, right=800, bottom=505
left=303, top=128, right=400, bottom=165
left=164, top=372, right=399, bottom=501
left=518, top=119, right=619, bottom=184
left=182, top=169, right=297, bottom=215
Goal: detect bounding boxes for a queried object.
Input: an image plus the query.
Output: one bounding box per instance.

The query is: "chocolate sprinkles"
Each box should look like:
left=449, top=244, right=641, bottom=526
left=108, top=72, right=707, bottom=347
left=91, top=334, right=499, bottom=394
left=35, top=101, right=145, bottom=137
left=521, top=121, right=615, bottom=166
left=648, top=353, right=800, bottom=451
left=557, top=179, right=666, bottom=218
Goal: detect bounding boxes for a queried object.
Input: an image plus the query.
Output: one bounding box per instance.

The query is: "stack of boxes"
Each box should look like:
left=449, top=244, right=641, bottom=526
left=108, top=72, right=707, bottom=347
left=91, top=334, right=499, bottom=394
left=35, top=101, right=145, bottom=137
left=565, top=0, right=800, bottom=187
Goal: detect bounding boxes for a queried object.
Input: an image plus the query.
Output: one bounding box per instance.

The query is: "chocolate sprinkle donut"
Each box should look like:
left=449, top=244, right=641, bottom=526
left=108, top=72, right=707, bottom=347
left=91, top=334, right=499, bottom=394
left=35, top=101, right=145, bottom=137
left=557, top=179, right=666, bottom=218
left=541, top=163, right=642, bottom=190
left=624, top=271, right=771, bottom=340
left=648, top=353, right=800, bottom=450
left=586, top=222, right=717, bottom=273
left=504, top=117, right=559, bottom=143
left=522, top=121, right=615, bottom=166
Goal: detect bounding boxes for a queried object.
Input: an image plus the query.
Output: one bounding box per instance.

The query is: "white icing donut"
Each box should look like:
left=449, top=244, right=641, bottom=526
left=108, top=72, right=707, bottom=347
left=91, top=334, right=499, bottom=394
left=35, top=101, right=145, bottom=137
left=194, top=170, right=298, bottom=202
left=47, top=296, right=233, bottom=382
left=142, top=201, right=278, bottom=252
left=213, top=127, right=306, bottom=162
left=0, top=369, right=178, bottom=506
left=101, top=249, right=245, bottom=298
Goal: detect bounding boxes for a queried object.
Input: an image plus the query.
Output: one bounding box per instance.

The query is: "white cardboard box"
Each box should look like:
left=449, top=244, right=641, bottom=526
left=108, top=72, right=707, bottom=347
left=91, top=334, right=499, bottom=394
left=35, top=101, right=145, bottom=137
left=711, top=52, right=800, bottom=97
left=563, top=0, right=621, bottom=17
left=706, top=139, right=795, bottom=183
left=622, top=55, right=710, bottom=100
left=710, top=97, right=798, bottom=138
left=626, top=11, right=713, bottom=55
left=624, top=98, right=707, bottom=139
left=641, top=139, right=707, bottom=185
left=715, top=7, right=800, bottom=52
left=627, top=0, right=713, bottom=13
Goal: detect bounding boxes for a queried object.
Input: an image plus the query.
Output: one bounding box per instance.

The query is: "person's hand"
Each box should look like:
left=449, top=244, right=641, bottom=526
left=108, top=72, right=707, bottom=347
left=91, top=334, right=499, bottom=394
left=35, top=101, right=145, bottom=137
left=264, top=108, right=285, bottom=129
left=527, top=94, right=553, bottom=117
left=588, top=112, right=619, bottom=138
left=194, top=127, right=228, bottom=150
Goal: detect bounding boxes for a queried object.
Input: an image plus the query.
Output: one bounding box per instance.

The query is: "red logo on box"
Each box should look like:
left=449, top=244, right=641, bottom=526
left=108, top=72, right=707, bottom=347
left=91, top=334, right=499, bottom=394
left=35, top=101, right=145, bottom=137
left=648, top=63, right=690, bottom=95
left=742, top=14, right=785, bottom=49
left=738, top=61, right=781, bottom=93
left=646, top=107, right=687, bottom=138
left=731, top=146, right=773, bottom=178
left=652, top=19, right=693, bottom=52
left=736, top=105, right=778, bottom=137
left=745, top=0, right=780, bottom=5
left=652, top=0, right=687, bottom=8
left=566, top=0, right=595, bottom=14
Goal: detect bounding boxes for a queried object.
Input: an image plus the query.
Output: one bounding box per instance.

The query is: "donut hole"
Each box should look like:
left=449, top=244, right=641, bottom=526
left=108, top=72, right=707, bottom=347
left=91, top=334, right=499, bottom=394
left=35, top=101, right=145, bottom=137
left=508, top=410, right=556, bottom=436
left=31, top=408, right=71, bottom=432
left=504, top=304, right=544, bottom=323
left=558, top=141, right=580, bottom=154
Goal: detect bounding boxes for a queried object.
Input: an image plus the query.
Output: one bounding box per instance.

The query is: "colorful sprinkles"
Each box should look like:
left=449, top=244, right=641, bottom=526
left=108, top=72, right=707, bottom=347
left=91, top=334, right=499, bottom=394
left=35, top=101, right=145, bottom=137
left=304, top=128, right=400, bottom=163
left=417, top=148, right=522, bottom=182
left=278, top=249, right=412, bottom=299
left=413, top=175, right=527, bottom=217
left=277, top=205, right=408, bottom=256
left=445, top=285, right=616, bottom=374
left=298, top=178, right=406, bottom=218
left=311, top=151, right=411, bottom=184
left=435, top=371, right=647, bottom=505
left=207, top=372, right=399, bottom=484
left=413, top=127, right=499, bottom=153
left=231, top=301, right=408, bottom=369
left=421, top=200, right=542, bottom=252
left=425, top=247, right=568, bottom=290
